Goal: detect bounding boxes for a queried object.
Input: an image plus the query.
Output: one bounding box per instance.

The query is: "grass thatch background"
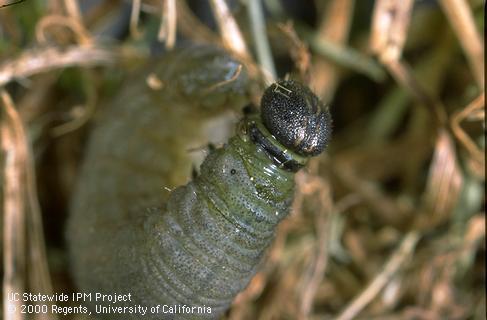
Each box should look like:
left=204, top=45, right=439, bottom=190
left=1, top=0, right=485, bottom=319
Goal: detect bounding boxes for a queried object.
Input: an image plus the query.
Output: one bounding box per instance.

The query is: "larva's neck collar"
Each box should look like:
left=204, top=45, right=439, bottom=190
left=241, top=115, right=308, bottom=172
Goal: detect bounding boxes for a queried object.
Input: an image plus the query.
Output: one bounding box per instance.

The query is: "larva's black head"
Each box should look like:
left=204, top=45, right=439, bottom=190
left=261, top=80, right=332, bottom=156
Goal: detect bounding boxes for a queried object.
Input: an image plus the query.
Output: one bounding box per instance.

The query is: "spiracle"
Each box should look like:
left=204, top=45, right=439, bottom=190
left=67, top=46, right=331, bottom=319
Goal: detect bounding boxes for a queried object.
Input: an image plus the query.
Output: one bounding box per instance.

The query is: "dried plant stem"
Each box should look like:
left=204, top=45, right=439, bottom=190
left=384, top=59, right=447, bottom=127
left=370, top=0, right=450, bottom=128
left=63, top=0, right=83, bottom=25
left=451, top=94, right=485, bottom=166
left=247, top=0, right=276, bottom=83
left=176, top=1, right=220, bottom=45
left=276, top=22, right=311, bottom=82
left=36, top=14, right=93, bottom=45
left=2, top=89, right=57, bottom=320
left=51, top=70, right=98, bottom=137
left=333, top=162, right=410, bottom=226
left=158, top=0, right=177, bottom=49
left=0, top=46, right=116, bottom=87
left=300, top=26, right=385, bottom=82
left=295, top=171, right=332, bottom=318
left=24, top=126, right=57, bottom=320
left=2, top=90, right=27, bottom=320
left=310, top=0, right=355, bottom=100
left=370, top=0, right=414, bottom=62
left=439, top=0, right=484, bottom=88
left=208, top=0, right=265, bottom=86
left=130, top=0, right=142, bottom=38
left=368, top=29, right=455, bottom=142
left=336, top=231, right=420, bottom=320
left=209, top=0, right=250, bottom=59
left=422, top=129, right=463, bottom=225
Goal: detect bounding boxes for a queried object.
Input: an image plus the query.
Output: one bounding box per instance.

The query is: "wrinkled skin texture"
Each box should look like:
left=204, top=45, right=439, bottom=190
left=67, top=46, right=296, bottom=319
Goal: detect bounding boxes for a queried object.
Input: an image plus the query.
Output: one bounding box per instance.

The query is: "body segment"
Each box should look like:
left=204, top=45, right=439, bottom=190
left=67, top=47, right=331, bottom=319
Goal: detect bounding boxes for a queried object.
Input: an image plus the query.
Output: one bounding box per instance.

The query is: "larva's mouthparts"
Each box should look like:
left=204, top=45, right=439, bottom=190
left=261, top=80, right=332, bottom=156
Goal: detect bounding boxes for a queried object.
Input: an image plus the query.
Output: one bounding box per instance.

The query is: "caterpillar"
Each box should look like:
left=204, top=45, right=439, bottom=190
left=67, top=45, right=331, bottom=319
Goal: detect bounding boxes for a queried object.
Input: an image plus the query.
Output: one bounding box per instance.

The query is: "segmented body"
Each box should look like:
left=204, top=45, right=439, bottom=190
left=68, top=46, right=330, bottom=319
left=68, top=46, right=287, bottom=319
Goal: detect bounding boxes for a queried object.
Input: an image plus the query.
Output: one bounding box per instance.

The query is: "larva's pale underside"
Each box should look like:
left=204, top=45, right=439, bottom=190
left=68, top=45, right=331, bottom=319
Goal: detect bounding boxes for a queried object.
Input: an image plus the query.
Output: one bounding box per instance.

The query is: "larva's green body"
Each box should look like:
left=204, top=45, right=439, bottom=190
left=69, top=131, right=294, bottom=319
left=68, top=46, right=331, bottom=319
left=68, top=46, right=287, bottom=319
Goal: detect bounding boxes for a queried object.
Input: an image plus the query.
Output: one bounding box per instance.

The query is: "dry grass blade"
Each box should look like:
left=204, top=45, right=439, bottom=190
left=176, top=0, right=220, bottom=45
left=277, top=22, right=311, bottom=83
left=208, top=0, right=266, bottom=89
left=209, top=0, right=250, bottom=59
left=294, top=169, right=333, bottom=319
left=2, top=90, right=27, bottom=320
left=310, top=0, right=355, bottom=100
left=0, top=46, right=116, bottom=87
left=158, top=0, right=177, bottom=49
left=370, top=0, right=449, bottom=127
left=370, top=0, right=414, bottom=62
left=335, top=231, right=420, bottom=320
left=247, top=0, right=276, bottom=83
left=51, top=70, right=98, bottom=137
left=368, top=27, right=456, bottom=142
left=459, top=214, right=485, bottom=267
left=0, top=0, right=25, bottom=9
left=302, top=27, right=385, bottom=83
left=1, top=90, right=56, bottom=320
left=60, top=0, right=92, bottom=49
left=63, top=0, right=83, bottom=23
left=451, top=93, right=485, bottom=176
left=36, top=14, right=92, bottom=45
left=23, top=124, right=57, bottom=320
left=130, top=0, right=142, bottom=39
left=384, top=58, right=448, bottom=127
left=420, top=129, right=463, bottom=228
left=439, top=0, right=484, bottom=88
left=333, top=162, right=410, bottom=227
